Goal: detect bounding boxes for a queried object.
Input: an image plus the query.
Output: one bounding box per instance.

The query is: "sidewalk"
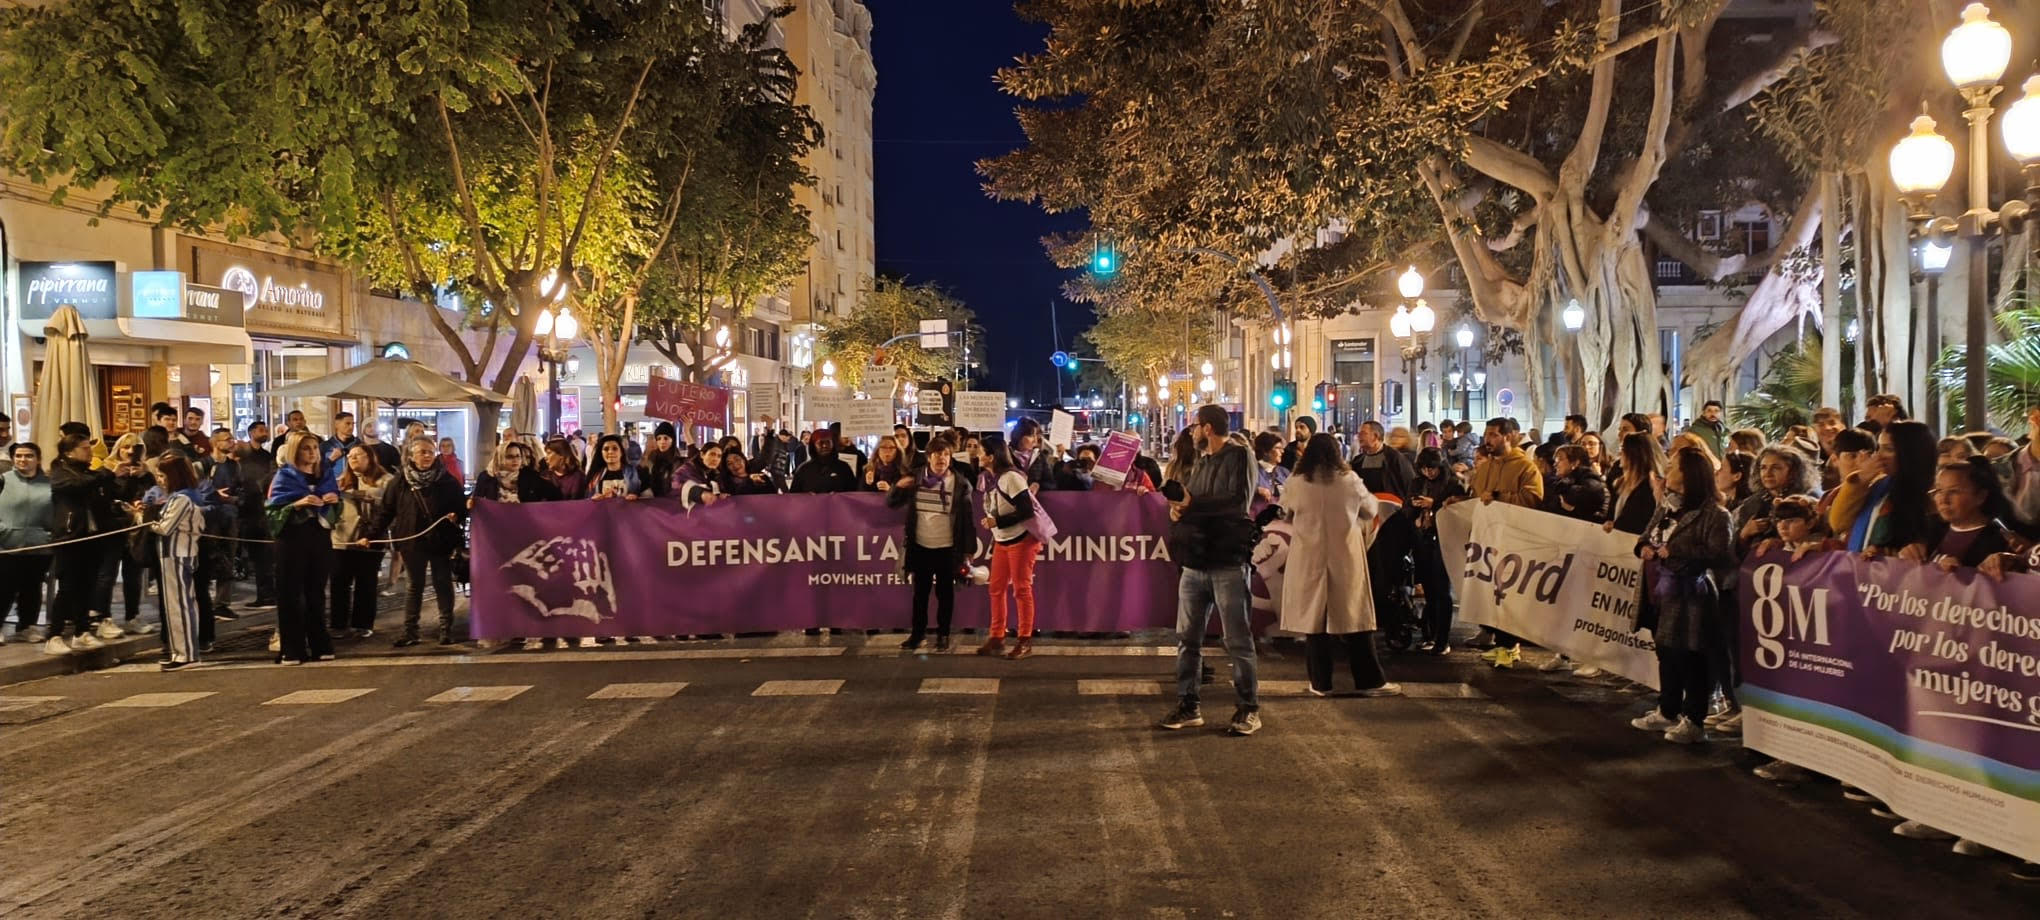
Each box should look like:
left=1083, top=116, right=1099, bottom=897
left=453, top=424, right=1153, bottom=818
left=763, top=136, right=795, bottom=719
left=0, top=587, right=442, bottom=687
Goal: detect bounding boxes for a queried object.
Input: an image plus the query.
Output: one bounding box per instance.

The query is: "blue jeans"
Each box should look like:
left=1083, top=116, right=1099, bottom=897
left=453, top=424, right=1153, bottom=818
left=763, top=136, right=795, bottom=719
left=1175, top=564, right=1257, bottom=708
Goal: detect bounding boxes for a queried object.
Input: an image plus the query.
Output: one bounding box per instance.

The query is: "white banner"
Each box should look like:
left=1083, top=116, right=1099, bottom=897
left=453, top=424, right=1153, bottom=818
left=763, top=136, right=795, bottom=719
left=954, top=391, right=1006, bottom=432
left=747, top=381, right=781, bottom=420
left=1440, top=501, right=1660, bottom=686
left=1049, top=409, right=1076, bottom=451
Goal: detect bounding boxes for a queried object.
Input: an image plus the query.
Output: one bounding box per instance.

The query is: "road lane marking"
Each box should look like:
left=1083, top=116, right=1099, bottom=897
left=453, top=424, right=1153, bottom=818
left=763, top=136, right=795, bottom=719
left=0, top=696, right=63, bottom=711
left=263, top=688, right=377, bottom=705
left=1402, top=682, right=1488, bottom=700
left=98, top=692, right=216, bottom=709
left=588, top=682, right=689, bottom=699
left=101, top=645, right=852, bottom=674
left=919, top=678, right=999, bottom=695
left=1076, top=679, right=1165, bottom=695
left=1258, top=680, right=1314, bottom=696
left=752, top=679, right=843, bottom=696
left=424, top=685, right=532, bottom=703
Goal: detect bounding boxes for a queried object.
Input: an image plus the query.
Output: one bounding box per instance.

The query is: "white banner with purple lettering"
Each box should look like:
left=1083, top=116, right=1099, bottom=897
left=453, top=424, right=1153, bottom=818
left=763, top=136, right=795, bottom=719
left=1441, top=501, right=1659, bottom=686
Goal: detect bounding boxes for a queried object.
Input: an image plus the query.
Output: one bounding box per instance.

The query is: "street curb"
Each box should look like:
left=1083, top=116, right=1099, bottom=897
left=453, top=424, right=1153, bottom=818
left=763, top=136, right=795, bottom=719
left=0, top=611, right=279, bottom=688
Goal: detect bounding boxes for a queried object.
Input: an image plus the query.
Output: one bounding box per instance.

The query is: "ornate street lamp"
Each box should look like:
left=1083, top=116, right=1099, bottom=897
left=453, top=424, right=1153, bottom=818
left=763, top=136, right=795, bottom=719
left=534, top=305, right=577, bottom=436
left=1887, top=3, right=2040, bottom=427
left=1561, top=298, right=1586, bottom=332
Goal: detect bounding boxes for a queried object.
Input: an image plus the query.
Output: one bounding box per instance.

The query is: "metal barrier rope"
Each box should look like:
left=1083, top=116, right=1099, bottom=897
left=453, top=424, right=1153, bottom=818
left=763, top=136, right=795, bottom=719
left=0, top=523, right=149, bottom=555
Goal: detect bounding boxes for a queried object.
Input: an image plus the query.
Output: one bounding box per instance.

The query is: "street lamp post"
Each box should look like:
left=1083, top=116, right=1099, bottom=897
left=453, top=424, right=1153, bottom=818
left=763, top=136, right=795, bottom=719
left=1561, top=298, right=1586, bottom=415
left=1888, top=3, right=2040, bottom=430
left=1389, top=265, right=1434, bottom=430
left=1452, top=323, right=1477, bottom=422
left=533, top=306, right=577, bottom=436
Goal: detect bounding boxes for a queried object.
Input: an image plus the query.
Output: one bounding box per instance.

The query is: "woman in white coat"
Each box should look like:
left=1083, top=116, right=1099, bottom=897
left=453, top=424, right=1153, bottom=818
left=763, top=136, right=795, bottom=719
left=1279, top=433, right=1402, bottom=697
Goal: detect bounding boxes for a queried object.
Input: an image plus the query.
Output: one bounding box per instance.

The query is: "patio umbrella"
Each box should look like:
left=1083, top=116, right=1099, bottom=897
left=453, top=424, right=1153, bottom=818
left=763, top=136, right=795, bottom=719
left=32, top=305, right=102, bottom=459
left=510, top=374, right=538, bottom=435
left=261, top=357, right=508, bottom=407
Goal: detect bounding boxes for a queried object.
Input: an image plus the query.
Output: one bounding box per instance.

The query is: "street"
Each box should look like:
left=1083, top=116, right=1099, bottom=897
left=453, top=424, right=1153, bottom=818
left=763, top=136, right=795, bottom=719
left=2, top=632, right=2032, bottom=920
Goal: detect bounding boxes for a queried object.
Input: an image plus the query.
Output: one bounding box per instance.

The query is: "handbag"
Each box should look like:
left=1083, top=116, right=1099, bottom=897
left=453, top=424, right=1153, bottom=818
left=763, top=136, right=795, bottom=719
left=999, top=487, right=1058, bottom=544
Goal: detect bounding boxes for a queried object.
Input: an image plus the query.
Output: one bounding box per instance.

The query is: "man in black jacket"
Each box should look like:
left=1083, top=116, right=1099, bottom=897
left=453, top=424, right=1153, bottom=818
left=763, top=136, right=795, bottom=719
left=46, top=433, right=118, bottom=652
left=790, top=430, right=858, bottom=494
left=1160, top=404, right=1262, bottom=736
left=1546, top=444, right=1609, bottom=522
left=232, top=421, right=279, bottom=609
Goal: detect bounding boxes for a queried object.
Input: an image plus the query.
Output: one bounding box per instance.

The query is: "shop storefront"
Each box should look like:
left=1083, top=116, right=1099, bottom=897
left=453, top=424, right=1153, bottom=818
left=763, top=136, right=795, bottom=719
left=11, top=258, right=252, bottom=440
left=181, top=236, right=353, bottom=437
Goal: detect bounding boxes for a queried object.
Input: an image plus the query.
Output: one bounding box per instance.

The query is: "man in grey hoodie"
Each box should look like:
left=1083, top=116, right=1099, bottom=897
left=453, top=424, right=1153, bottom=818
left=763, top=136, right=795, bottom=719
left=0, top=442, right=53, bottom=641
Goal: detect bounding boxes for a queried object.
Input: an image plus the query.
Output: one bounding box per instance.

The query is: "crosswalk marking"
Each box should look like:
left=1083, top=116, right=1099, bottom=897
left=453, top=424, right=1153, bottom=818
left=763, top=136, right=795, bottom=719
left=919, top=678, right=999, bottom=695
left=264, top=689, right=377, bottom=706
left=752, top=679, right=843, bottom=697
left=588, top=682, right=688, bottom=700
left=1257, top=680, right=1314, bottom=696
left=99, top=692, right=217, bottom=709
left=1076, top=679, right=1165, bottom=696
left=1402, top=682, right=1488, bottom=700
left=424, top=685, right=532, bottom=703
left=0, top=696, right=64, bottom=711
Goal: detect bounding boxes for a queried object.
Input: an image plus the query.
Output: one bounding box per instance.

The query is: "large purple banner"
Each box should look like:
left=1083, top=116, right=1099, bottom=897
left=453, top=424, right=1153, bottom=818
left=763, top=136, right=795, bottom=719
left=1739, top=552, right=2040, bottom=862
left=470, top=491, right=1181, bottom=638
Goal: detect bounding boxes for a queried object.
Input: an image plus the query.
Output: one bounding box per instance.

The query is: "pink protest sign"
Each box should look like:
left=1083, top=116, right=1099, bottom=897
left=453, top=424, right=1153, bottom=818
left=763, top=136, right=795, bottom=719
left=1092, top=430, right=1143, bottom=489
left=647, top=377, right=730, bottom=427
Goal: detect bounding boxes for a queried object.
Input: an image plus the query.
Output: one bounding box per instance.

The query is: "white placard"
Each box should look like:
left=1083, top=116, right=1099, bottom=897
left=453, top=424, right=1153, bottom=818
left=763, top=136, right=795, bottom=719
left=860, top=365, right=898, bottom=400
left=747, top=381, right=781, bottom=420
left=802, top=390, right=848, bottom=423
left=839, top=398, right=894, bottom=439
left=954, top=391, right=1007, bottom=432
left=1049, top=409, right=1076, bottom=452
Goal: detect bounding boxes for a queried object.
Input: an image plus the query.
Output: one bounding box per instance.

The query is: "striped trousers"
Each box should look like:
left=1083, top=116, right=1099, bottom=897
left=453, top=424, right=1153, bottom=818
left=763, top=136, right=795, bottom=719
left=159, top=553, right=202, bottom=664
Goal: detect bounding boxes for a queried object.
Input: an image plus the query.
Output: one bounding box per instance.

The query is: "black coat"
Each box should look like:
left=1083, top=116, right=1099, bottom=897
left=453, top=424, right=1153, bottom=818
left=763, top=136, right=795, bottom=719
left=1548, top=468, right=1609, bottom=522
left=368, top=467, right=468, bottom=556
left=469, top=468, right=563, bottom=505
left=886, top=469, right=978, bottom=570
left=48, top=458, right=117, bottom=541
left=791, top=455, right=859, bottom=494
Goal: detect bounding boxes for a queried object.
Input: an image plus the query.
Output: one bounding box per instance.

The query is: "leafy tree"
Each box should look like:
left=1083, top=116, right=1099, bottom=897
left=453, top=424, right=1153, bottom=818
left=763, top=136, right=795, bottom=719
left=0, top=0, right=725, bottom=449
left=1729, top=332, right=1854, bottom=438
left=983, top=0, right=1848, bottom=427
left=819, top=278, right=983, bottom=394
left=634, top=11, right=820, bottom=393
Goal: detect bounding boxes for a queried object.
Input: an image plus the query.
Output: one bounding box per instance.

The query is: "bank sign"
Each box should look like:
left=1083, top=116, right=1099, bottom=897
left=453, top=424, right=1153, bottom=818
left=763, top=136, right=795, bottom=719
left=18, top=261, right=118, bottom=321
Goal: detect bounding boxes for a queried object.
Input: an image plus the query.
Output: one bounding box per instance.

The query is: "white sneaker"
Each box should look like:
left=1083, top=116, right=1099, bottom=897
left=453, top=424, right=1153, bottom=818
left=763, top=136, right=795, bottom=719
left=1753, top=759, right=1810, bottom=783
left=1952, top=838, right=1992, bottom=857
left=127, top=621, right=160, bottom=636
left=1663, top=717, right=1705, bottom=744
left=1893, top=820, right=1955, bottom=841
left=522, top=637, right=545, bottom=651
left=578, top=636, right=598, bottom=649
left=70, top=633, right=106, bottom=651
left=42, top=635, right=71, bottom=655
left=1630, top=711, right=1677, bottom=732
left=93, top=620, right=125, bottom=640
left=1714, top=712, right=1743, bottom=735
left=268, top=632, right=281, bottom=653
left=632, top=636, right=657, bottom=645
left=1573, top=666, right=1605, bottom=678
left=1539, top=654, right=1573, bottom=672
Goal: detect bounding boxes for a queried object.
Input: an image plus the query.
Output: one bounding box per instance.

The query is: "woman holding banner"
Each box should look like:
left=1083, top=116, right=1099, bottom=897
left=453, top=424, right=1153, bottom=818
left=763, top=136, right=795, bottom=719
left=1629, top=449, right=1734, bottom=744
left=1280, top=433, right=1399, bottom=698
left=978, top=438, right=1043, bottom=659
left=888, top=434, right=976, bottom=653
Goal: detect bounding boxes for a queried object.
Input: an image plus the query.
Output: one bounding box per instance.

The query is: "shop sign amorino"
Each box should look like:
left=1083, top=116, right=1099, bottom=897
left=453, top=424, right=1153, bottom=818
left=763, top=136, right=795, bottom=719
left=182, top=237, right=348, bottom=338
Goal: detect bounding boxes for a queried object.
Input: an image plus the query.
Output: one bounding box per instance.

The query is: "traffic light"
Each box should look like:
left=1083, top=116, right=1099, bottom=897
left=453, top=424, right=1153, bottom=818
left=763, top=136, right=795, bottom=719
left=1270, top=378, right=1297, bottom=411
left=1311, top=382, right=1327, bottom=413
left=1092, top=238, right=1117, bottom=276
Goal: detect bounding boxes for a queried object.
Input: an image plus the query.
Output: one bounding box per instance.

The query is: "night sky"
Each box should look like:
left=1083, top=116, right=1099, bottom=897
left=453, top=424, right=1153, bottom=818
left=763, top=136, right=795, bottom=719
left=868, top=0, right=1084, bottom=402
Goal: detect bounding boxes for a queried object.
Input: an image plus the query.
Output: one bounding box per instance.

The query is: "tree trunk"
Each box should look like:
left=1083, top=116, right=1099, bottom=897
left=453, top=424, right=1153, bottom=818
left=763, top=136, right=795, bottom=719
left=1820, top=170, right=1843, bottom=410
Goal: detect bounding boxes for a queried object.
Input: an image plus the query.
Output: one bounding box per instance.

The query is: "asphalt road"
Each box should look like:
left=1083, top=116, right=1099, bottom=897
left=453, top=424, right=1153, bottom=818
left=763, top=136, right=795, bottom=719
left=1, top=634, right=2033, bottom=920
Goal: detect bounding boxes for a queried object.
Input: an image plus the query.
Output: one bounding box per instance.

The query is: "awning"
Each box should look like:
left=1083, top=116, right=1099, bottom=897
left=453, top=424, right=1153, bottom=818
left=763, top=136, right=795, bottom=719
left=18, top=316, right=253, bottom=366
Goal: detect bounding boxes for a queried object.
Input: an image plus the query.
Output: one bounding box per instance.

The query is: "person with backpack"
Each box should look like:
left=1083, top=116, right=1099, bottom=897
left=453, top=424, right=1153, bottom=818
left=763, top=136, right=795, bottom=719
left=977, top=433, right=1045, bottom=660
left=887, top=434, right=976, bottom=653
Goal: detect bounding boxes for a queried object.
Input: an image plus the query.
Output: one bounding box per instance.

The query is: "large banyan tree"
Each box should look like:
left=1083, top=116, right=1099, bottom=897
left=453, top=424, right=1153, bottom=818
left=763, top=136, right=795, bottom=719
left=985, top=0, right=1957, bottom=426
